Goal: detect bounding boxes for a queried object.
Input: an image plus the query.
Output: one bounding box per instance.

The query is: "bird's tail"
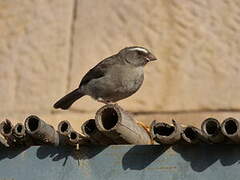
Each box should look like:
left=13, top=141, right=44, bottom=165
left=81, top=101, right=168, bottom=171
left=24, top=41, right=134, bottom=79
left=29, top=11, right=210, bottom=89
left=53, top=89, right=84, bottom=110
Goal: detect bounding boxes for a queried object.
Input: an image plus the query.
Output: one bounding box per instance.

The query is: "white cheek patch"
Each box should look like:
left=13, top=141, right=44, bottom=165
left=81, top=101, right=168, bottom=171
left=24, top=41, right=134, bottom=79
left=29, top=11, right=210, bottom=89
left=129, top=47, right=148, bottom=54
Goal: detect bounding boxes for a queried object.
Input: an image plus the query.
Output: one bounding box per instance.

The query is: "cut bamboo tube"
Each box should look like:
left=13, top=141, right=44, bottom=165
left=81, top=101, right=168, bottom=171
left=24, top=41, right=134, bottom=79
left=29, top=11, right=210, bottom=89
left=81, top=119, right=115, bottom=145
left=68, top=130, right=89, bottom=146
left=0, top=119, right=15, bottom=146
left=25, top=115, right=59, bottom=146
left=57, top=120, right=73, bottom=136
left=95, top=104, right=152, bottom=144
left=12, top=123, right=32, bottom=146
left=0, top=136, right=9, bottom=147
left=57, top=120, right=73, bottom=146
left=150, top=120, right=181, bottom=145
left=182, top=126, right=206, bottom=144
left=201, top=118, right=224, bottom=143
left=221, top=117, right=240, bottom=143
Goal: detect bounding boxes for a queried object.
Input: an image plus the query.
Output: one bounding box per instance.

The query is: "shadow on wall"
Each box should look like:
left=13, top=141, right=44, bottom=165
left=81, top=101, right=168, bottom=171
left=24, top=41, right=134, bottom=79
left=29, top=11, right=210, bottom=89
left=0, top=146, right=28, bottom=161
left=172, top=144, right=240, bottom=172
left=122, top=145, right=169, bottom=170
left=36, top=145, right=108, bottom=166
left=0, top=145, right=240, bottom=171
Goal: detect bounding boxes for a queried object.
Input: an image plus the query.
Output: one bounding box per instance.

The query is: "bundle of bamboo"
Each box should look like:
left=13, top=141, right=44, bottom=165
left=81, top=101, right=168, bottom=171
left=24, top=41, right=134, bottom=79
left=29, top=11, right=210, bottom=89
left=1, top=104, right=240, bottom=148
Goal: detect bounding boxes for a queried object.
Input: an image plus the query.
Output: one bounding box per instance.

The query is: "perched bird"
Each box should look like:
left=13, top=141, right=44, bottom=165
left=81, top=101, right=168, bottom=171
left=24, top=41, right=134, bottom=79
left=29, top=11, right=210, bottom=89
left=54, top=46, right=157, bottom=110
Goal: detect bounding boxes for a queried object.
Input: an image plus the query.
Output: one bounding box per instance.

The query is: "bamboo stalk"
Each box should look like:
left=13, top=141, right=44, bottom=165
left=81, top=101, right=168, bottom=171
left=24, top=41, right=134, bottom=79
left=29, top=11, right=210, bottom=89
left=182, top=126, right=206, bottom=144
left=57, top=120, right=73, bottom=136
left=0, top=136, right=9, bottom=147
left=150, top=120, right=181, bottom=145
left=201, top=118, right=224, bottom=143
left=12, top=123, right=32, bottom=146
left=57, top=120, right=73, bottom=146
left=0, top=119, right=15, bottom=146
left=68, top=131, right=80, bottom=146
left=68, top=130, right=89, bottom=147
left=221, top=117, right=240, bottom=143
left=95, top=104, right=152, bottom=144
left=81, top=119, right=115, bottom=145
left=25, top=115, right=59, bottom=146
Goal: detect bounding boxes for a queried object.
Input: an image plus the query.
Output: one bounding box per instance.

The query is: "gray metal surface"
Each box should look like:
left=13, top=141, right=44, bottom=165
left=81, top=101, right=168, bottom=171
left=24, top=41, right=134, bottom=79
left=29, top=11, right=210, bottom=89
left=0, top=145, right=239, bottom=180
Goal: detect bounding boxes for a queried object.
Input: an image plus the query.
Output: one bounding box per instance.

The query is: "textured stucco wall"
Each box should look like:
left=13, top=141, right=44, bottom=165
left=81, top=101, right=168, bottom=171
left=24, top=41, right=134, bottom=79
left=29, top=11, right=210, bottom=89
left=0, top=0, right=240, bottom=128
left=0, top=0, right=74, bottom=115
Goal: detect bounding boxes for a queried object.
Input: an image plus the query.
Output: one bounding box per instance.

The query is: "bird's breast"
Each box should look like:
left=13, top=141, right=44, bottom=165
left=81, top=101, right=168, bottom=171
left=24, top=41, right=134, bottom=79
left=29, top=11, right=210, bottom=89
left=85, top=65, right=144, bottom=102
left=112, top=66, right=144, bottom=93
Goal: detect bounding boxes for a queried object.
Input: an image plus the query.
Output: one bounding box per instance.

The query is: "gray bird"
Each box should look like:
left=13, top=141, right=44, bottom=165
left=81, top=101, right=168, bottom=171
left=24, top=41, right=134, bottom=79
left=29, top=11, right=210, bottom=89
left=54, top=46, right=157, bottom=110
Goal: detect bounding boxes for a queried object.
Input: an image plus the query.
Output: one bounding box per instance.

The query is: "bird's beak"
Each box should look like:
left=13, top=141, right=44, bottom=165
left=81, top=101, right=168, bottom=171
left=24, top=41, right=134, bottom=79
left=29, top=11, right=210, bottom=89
left=146, top=53, right=157, bottom=62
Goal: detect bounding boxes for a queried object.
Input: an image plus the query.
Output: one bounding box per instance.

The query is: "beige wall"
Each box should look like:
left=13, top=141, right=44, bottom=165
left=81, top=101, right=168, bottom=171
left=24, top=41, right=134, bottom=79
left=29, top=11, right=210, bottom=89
left=1, top=0, right=240, bottom=128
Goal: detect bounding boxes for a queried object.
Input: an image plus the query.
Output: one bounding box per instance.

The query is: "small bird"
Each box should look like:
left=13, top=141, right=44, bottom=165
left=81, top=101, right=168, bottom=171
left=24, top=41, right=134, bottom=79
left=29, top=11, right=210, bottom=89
left=54, top=46, right=157, bottom=110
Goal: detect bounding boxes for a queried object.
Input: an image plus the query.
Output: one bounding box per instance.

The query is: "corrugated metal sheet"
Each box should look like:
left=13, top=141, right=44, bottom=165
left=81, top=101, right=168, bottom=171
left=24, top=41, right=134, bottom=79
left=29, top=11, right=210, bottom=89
left=0, top=145, right=239, bottom=180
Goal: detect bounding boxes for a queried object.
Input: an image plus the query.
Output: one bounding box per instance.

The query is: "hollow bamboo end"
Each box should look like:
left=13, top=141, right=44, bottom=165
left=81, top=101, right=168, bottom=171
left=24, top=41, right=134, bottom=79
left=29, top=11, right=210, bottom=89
left=0, top=119, right=13, bottom=137
left=13, top=123, right=25, bottom=137
left=81, top=119, right=96, bottom=136
left=95, top=104, right=121, bottom=131
left=25, top=115, right=41, bottom=134
left=150, top=120, right=181, bottom=144
left=221, top=117, right=240, bottom=137
left=182, top=126, right=201, bottom=144
left=68, top=131, right=79, bottom=144
left=57, top=120, right=72, bottom=135
left=153, top=123, right=175, bottom=136
left=201, top=118, right=220, bottom=137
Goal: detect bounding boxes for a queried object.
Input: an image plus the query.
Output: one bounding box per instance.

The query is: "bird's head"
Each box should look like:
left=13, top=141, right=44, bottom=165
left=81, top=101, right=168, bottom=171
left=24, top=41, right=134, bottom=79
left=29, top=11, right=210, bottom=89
left=118, top=46, right=157, bottom=67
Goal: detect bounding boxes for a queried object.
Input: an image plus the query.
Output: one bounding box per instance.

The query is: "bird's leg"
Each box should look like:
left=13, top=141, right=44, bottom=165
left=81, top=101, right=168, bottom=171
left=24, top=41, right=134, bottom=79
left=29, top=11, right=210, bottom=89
left=106, top=101, right=116, bottom=105
left=96, top=97, right=116, bottom=105
left=96, top=97, right=108, bottom=104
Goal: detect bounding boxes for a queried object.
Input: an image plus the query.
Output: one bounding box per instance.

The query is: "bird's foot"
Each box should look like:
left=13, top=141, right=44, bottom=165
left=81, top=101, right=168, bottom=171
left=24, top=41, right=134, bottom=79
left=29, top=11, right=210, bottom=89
left=96, top=97, right=107, bottom=104
left=97, top=97, right=116, bottom=105
left=107, top=101, right=117, bottom=105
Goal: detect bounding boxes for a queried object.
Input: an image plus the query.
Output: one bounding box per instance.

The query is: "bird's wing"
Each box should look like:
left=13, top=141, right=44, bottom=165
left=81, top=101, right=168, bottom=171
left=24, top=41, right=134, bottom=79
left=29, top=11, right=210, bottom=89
left=79, top=56, right=117, bottom=87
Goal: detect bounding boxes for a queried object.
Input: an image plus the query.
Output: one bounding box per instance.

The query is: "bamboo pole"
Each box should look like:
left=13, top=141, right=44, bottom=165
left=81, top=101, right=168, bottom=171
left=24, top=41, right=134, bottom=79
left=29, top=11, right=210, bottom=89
left=201, top=118, right=224, bottom=143
left=25, top=115, right=59, bottom=146
left=68, top=130, right=89, bottom=147
left=57, top=120, right=73, bottom=146
left=182, top=126, right=206, bottom=144
left=221, top=117, right=240, bottom=143
left=12, top=123, right=32, bottom=146
left=81, top=119, right=115, bottom=145
left=150, top=120, right=181, bottom=145
left=57, top=120, right=73, bottom=136
left=0, top=119, right=15, bottom=146
left=0, top=136, right=9, bottom=147
left=95, top=104, right=152, bottom=144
